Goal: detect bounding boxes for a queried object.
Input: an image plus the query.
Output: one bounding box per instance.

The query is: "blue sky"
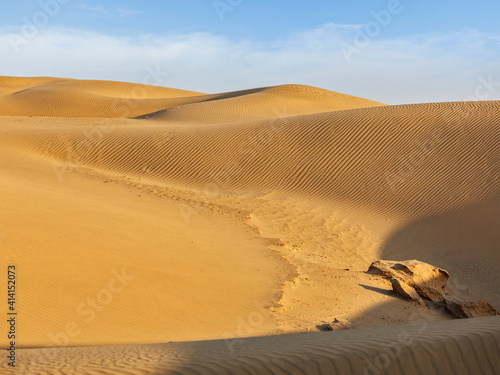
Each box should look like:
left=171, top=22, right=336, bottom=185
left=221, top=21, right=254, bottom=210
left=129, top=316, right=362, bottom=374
left=1, top=0, right=499, bottom=103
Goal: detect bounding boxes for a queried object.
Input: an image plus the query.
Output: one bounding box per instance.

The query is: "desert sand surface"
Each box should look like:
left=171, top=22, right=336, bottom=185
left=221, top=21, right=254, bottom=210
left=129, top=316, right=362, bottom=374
left=0, top=76, right=499, bottom=374
left=13, top=317, right=500, bottom=374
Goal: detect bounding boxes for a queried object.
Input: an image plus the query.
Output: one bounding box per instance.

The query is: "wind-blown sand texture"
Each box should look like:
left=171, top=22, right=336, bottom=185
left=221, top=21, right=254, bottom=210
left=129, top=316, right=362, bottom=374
left=14, top=317, right=500, bottom=374
left=0, top=76, right=499, bottom=374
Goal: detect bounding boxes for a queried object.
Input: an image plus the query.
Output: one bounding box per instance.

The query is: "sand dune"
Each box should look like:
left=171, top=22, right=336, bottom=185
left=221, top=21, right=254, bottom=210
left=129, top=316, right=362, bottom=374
left=0, top=77, right=498, bottom=374
left=137, top=84, right=386, bottom=124
left=12, top=100, right=497, bottom=216
left=7, top=101, right=498, bottom=308
left=0, top=76, right=384, bottom=120
left=13, top=317, right=500, bottom=374
left=0, top=76, right=205, bottom=118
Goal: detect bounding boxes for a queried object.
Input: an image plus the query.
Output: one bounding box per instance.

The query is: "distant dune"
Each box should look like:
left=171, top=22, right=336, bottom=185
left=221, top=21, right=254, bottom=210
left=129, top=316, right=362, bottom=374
left=0, top=77, right=498, bottom=374
left=0, top=76, right=384, bottom=119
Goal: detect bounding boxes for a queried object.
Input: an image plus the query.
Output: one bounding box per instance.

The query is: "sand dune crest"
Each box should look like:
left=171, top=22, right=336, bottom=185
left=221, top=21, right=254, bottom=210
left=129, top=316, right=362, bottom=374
left=1, top=77, right=498, bottom=374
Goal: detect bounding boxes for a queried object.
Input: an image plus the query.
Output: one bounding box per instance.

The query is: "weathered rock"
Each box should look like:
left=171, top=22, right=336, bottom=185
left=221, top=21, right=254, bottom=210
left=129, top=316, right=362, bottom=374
left=390, top=278, right=425, bottom=305
left=316, top=318, right=356, bottom=331
left=444, top=297, right=500, bottom=319
left=368, top=259, right=449, bottom=302
left=367, top=259, right=500, bottom=319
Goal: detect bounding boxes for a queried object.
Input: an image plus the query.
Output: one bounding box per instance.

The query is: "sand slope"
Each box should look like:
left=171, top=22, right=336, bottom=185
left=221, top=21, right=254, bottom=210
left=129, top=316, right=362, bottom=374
left=13, top=101, right=497, bottom=215
left=0, top=77, right=498, bottom=374
left=0, top=77, right=385, bottom=120
left=0, top=136, right=292, bottom=347
left=137, top=84, right=387, bottom=124
left=0, top=76, right=205, bottom=118
left=12, top=316, right=500, bottom=375
left=6, top=101, right=499, bottom=308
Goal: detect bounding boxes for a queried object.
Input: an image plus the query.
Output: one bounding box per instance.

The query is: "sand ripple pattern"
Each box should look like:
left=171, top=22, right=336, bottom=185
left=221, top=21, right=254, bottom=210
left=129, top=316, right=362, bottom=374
left=16, top=100, right=500, bottom=221
left=2, top=78, right=499, bottom=375
left=11, top=316, right=500, bottom=375
left=0, top=77, right=384, bottom=119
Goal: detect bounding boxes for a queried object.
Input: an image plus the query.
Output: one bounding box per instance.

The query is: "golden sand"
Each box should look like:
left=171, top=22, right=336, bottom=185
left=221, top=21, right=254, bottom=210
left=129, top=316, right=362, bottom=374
left=0, top=77, right=498, bottom=374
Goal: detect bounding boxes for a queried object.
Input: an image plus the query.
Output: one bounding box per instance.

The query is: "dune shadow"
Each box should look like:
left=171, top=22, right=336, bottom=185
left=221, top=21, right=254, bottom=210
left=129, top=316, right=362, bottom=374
left=132, top=87, right=268, bottom=120
left=380, top=195, right=500, bottom=310
left=165, top=196, right=500, bottom=373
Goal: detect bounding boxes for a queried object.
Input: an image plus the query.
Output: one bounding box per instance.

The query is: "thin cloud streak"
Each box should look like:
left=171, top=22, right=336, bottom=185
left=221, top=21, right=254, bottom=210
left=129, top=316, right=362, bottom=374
left=78, top=4, right=109, bottom=15
left=77, top=4, right=144, bottom=17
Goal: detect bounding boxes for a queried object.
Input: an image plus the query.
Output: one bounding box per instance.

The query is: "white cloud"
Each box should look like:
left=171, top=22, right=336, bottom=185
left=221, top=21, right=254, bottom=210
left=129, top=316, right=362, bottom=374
left=77, top=4, right=143, bottom=17
left=117, top=8, right=144, bottom=17
left=1, top=24, right=499, bottom=104
left=78, top=4, right=109, bottom=15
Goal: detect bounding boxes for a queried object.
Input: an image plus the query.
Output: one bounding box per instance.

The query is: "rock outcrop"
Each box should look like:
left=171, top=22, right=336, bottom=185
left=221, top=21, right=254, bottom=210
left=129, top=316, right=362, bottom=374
left=316, top=318, right=356, bottom=331
left=444, top=297, right=500, bottom=319
left=368, top=259, right=499, bottom=319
